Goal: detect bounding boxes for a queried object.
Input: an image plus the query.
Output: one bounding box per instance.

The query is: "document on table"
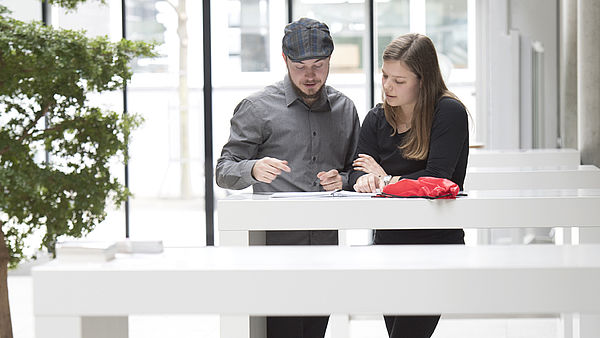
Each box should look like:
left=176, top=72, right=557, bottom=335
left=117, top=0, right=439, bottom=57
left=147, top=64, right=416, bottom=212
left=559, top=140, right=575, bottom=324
left=270, top=190, right=375, bottom=198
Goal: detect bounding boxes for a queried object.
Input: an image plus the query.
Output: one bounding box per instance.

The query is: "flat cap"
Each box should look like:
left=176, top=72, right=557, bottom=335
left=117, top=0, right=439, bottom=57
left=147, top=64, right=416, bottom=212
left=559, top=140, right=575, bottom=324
left=282, top=18, right=334, bottom=62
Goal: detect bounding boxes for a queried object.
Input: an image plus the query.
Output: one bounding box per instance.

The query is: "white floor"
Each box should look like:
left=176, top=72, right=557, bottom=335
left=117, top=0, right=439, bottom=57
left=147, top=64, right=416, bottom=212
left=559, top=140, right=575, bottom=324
left=8, top=275, right=559, bottom=338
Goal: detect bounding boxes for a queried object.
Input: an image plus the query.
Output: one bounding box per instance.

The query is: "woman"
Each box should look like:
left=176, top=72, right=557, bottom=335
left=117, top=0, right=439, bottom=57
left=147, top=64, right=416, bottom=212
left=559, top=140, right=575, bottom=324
left=349, top=33, right=469, bottom=338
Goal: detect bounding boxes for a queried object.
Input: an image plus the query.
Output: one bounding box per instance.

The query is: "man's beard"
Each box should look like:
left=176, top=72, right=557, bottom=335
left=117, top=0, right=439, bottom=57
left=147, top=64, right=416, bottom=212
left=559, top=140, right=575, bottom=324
left=288, top=73, right=324, bottom=103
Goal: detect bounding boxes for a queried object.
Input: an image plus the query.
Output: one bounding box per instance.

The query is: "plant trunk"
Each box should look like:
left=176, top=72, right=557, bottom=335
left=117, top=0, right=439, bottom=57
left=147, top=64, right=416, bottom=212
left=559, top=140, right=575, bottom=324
left=178, top=0, right=191, bottom=199
left=0, top=226, right=13, bottom=338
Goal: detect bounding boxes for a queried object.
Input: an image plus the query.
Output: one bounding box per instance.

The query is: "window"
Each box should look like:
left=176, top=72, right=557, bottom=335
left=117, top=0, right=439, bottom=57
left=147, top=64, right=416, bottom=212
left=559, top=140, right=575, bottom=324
left=0, top=0, right=41, bottom=22
left=227, top=0, right=271, bottom=72
left=374, top=0, right=476, bottom=129
left=126, top=0, right=206, bottom=246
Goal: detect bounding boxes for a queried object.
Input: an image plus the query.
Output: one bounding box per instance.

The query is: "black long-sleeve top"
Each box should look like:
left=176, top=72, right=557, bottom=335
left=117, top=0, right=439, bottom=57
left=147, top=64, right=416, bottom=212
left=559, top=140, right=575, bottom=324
left=349, top=97, right=469, bottom=190
left=349, top=97, right=469, bottom=244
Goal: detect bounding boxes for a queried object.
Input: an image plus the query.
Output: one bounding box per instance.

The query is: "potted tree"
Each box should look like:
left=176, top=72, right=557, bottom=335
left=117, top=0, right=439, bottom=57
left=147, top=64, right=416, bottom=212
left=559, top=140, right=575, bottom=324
left=0, top=1, right=155, bottom=336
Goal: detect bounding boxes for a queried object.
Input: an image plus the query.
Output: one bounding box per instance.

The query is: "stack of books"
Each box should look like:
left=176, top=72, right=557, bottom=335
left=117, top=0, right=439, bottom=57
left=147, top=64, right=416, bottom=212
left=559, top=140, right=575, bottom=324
left=55, top=239, right=164, bottom=262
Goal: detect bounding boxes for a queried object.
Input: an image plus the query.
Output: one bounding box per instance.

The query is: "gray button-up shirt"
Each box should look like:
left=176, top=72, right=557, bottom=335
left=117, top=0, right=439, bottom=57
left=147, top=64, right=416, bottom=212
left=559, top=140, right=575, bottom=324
left=216, top=74, right=360, bottom=193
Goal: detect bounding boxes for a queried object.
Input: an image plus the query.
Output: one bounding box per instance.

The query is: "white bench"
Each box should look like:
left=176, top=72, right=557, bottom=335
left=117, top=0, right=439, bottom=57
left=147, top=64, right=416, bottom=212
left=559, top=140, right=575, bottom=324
left=32, top=245, right=600, bottom=338
left=468, top=148, right=580, bottom=167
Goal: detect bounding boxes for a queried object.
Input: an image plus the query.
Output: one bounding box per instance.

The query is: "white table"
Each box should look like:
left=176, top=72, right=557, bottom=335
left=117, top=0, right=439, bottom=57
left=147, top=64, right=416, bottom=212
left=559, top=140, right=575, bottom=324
left=468, top=148, right=580, bottom=167
left=32, top=245, right=600, bottom=338
left=463, top=165, right=600, bottom=245
left=218, top=189, right=600, bottom=337
left=218, top=189, right=600, bottom=245
left=464, top=165, right=600, bottom=190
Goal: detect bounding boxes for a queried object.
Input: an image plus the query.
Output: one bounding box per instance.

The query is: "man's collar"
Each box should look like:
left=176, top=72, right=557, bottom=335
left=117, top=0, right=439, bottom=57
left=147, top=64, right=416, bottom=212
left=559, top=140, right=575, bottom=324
left=284, top=74, right=299, bottom=107
left=283, top=74, right=331, bottom=111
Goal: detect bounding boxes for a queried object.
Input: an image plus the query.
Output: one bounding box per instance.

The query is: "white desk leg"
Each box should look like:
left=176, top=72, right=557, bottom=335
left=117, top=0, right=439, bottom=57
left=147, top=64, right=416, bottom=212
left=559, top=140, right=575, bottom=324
left=36, top=316, right=81, bottom=338
left=578, top=314, right=600, bottom=338
left=577, top=230, right=600, bottom=338
left=219, top=230, right=250, bottom=246
left=36, top=316, right=128, bottom=338
left=578, top=228, right=600, bottom=244
left=219, top=230, right=266, bottom=338
left=338, top=230, right=349, bottom=246
left=476, top=229, right=491, bottom=245
left=330, top=231, right=351, bottom=338
left=328, top=314, right=350, bottom=338
left=560, top=313, right=574, bottom=338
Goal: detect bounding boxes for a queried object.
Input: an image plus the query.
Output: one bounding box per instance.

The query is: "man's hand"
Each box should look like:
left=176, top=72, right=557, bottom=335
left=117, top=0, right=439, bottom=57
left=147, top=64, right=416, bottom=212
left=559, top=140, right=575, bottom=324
left=353, top=154, right=386, bottom=177
left=251, top=157, right=291, bottom=183
left=353, top=173, right=383, bottom=193
left=317, top=169, right=342, bottom=191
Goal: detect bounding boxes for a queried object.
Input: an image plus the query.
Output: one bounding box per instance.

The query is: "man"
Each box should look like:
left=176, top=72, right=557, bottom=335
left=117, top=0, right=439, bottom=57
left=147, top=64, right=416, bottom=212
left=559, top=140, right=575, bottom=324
left=216, top=17, right=360, bottom=338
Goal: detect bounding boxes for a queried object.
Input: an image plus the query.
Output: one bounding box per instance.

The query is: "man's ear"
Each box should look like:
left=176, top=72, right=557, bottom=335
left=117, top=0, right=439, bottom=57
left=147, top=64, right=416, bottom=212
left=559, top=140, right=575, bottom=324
left=282, top=53, right=287, bottom=63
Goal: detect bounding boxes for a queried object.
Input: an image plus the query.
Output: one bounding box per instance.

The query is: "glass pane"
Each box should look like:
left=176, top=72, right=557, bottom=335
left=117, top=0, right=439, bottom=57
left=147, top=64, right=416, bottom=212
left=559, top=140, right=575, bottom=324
left=375, top=0, right=410, bottom=105
left=294, top=1, right=365, bottom=73
left=126, top=0, right=205, bottom=246
left=426, top=0, right=475, bottom=145
left=426, top=0, right=468, bottom=69
left=0, top=0, right=41, bottom=22
left=226, top=0, right=270, bottom=72
left=293, top=0, right=369, bottom=118
left=375, top=0, right=410, bottom=69
left=212, top=1, right=286, bottom=220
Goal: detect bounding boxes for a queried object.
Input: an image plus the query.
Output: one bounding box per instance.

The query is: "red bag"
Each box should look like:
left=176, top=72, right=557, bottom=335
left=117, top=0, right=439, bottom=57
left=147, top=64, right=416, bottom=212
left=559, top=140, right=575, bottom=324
left=378, top=176, right=460, bottom=199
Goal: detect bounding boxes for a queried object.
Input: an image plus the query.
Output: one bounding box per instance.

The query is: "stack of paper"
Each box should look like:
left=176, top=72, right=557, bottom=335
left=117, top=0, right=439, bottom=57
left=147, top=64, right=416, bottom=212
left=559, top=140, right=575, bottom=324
left=56, top=241, right=118, bottom=262
left=270, top=190, right=375, bottom=198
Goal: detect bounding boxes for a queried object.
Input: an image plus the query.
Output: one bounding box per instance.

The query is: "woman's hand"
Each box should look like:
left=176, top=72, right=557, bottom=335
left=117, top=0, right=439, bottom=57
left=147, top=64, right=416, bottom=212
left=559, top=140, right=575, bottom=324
left=353, top=154, right=386, bottom=177
left=353, top=173, right=383, bottom=193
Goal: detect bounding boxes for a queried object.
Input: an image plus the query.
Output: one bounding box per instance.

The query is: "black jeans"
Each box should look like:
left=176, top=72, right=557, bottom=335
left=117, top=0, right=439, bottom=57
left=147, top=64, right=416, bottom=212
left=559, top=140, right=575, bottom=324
left=265, top=230, right=338, bottom=338
left=374, top=229, right=465, bottom=338
left=267, top=316, right=329, bottom=338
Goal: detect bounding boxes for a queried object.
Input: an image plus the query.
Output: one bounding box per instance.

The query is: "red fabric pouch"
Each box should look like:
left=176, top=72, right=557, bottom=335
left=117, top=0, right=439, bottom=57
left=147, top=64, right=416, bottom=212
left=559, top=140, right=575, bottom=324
left=378, top=176, right=460, bottom=199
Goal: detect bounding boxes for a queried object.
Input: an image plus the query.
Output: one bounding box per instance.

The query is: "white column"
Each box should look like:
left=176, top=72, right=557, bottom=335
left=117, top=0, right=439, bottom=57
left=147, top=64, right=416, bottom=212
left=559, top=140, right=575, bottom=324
left=577, top=0, right=600, bottom=242
left=578, top=0, right=600, bottom=166
left=560, top=0, right=578, bottom=148
left=576, top=5, right=600, bottom=338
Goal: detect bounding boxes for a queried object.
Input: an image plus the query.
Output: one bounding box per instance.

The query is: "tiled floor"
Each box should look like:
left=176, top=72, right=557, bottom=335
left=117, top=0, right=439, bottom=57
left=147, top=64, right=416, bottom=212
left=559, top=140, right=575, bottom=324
left=8, top=275, right=559, bottom=338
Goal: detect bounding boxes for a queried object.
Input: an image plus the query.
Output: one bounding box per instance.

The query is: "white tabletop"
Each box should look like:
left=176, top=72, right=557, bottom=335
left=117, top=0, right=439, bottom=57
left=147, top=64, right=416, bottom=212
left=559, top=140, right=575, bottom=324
left=464, top=165, right=600, bottom=189
left=218, top=189, right=600, bottom=230
left=33, top=245, right=600, bottom=316
left=468, top=148, right=580, bottom=167
left=466, top=164, right=598, bottom=173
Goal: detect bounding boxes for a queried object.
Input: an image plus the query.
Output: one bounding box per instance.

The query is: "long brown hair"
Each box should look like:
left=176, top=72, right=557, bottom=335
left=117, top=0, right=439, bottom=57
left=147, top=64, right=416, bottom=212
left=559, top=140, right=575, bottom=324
left=382, top=33, right=463, bottom=160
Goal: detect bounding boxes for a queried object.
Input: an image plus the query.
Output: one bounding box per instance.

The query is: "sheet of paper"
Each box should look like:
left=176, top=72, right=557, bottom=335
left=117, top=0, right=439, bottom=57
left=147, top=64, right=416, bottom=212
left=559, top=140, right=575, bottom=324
left=269, top=190, right=375, bottom=198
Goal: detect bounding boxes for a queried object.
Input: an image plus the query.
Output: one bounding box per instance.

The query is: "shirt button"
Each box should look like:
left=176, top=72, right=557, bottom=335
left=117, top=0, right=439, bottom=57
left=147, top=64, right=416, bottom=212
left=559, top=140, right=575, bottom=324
left=312, top=131, right=317, bottom=136
left=312, top=156, right=316, bottom=162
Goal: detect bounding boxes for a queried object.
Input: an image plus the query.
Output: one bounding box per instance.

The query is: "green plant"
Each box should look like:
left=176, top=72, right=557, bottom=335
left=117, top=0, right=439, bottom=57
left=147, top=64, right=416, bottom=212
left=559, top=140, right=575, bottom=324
left=0, top=2, right=155, bottom=336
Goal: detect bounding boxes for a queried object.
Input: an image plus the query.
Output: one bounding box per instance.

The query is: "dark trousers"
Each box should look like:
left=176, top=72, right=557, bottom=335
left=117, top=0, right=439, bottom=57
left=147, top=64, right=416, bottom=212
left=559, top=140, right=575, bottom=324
left=374, top=229, right=465, bottom=338
left=265, top=230, right=338, bottom=338
left=267, top=316, right=329, bottom=338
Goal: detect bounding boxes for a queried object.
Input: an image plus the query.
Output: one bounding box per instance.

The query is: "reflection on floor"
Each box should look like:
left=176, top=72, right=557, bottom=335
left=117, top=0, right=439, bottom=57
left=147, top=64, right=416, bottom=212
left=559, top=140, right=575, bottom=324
left=9, top=275, right=558, bottom=338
